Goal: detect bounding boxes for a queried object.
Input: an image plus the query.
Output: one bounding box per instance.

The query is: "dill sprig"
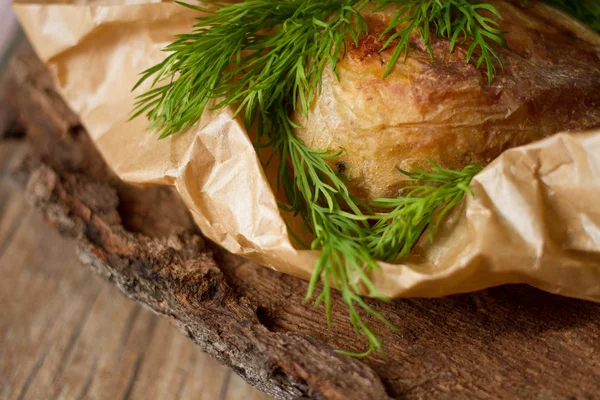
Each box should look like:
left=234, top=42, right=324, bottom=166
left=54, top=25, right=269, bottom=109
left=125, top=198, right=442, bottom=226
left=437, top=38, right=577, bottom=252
left=132, top=0, right=370, bottom=138
left=377, top=0, right=506, bottom=82
left=131, top=0, right=506, bottom=355
left=267, top=107, right=395, bottom=356
left=368, top=163, right=483, bottom=262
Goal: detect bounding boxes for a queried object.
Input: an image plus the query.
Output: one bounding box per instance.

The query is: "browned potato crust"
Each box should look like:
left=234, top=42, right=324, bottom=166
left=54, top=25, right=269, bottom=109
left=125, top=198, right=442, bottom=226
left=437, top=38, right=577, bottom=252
left=293, top=1, right=600, bottom=201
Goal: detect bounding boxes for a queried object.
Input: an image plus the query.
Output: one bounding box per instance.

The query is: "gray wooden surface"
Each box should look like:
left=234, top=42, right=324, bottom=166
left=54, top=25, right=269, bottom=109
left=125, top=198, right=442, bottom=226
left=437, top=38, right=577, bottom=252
left=0, top=141, right=271, bottom=400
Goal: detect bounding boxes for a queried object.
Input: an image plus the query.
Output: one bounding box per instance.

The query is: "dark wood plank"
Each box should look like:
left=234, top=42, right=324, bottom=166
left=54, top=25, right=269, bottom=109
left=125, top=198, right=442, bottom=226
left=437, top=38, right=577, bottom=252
left=2, top=44, right=599, bottom=400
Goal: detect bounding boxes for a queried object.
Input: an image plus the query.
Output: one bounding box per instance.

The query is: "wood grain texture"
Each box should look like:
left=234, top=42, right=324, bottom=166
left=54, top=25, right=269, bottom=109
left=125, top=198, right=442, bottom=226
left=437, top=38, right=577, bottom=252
left=0, top=141, right=271, bottom=400
left=1, top=45, right=599, bottom=400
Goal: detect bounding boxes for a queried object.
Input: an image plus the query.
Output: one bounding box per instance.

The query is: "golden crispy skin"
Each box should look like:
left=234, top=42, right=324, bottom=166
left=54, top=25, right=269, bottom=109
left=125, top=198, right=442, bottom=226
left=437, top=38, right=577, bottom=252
left=293, top=1, right=600, bottom=201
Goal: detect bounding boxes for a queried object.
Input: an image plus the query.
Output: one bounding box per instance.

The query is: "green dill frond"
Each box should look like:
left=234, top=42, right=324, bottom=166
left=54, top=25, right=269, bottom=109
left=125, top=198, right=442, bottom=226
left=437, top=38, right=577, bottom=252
left=368, top=163, right=483, bottom=262
left=131, top=0, right=370, bottom=139
left=377, top=0, right=506, bottom=83
left=268, top=106, right=393, bottom=356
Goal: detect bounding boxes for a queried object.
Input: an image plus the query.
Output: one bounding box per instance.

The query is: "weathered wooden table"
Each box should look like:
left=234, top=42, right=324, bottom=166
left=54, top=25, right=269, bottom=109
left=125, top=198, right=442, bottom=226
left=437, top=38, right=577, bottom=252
left=2, top=46, right=599, bottom=400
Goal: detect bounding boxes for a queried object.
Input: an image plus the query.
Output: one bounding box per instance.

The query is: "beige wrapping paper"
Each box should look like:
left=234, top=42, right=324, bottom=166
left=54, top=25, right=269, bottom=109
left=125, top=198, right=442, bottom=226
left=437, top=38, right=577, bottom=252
left=13, top=0, right=600, bottom=302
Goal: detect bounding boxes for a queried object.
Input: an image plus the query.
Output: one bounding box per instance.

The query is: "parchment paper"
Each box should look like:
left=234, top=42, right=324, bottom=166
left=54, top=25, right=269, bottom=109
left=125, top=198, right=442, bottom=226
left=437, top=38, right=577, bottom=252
left=14, top=0, right=600, bottom=301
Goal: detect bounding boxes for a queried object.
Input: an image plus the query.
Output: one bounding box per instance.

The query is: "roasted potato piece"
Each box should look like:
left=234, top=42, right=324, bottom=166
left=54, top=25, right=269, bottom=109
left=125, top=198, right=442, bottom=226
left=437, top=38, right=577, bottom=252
left=294, top=1, right=600, bottom=201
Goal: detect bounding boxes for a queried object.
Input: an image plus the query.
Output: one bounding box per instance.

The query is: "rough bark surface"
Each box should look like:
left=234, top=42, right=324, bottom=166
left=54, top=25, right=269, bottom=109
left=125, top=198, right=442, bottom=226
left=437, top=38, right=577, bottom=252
left=0, top=142, right=270, bottom=400
left=2, top=46, right=600, bottom=400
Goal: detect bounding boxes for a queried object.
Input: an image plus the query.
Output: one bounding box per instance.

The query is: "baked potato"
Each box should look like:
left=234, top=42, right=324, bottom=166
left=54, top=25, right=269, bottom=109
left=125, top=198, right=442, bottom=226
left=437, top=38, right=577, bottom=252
left=294, top=0, right=600, bottom=201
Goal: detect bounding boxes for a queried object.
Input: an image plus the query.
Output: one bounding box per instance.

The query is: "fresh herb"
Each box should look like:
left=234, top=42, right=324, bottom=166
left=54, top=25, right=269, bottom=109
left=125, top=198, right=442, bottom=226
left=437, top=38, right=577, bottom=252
left=132, top=0, right=369, bottom=138
left=266, top=107, right=395, bottom=357
left=368, top=163, right=483, bottom=262
left=377, top=0, right=506, bottom=82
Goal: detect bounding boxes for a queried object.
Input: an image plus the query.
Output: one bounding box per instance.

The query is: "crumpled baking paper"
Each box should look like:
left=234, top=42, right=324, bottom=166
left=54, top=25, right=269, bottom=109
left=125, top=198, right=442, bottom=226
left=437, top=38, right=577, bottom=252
left=13, top=0, right=600, bottom=301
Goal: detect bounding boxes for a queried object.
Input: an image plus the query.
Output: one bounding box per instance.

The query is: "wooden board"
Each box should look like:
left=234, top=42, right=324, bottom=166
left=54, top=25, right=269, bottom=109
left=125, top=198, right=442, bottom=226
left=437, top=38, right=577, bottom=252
left=0, top=141, right=271, bottom=400
left=2, top=45, right=600, bottom=400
